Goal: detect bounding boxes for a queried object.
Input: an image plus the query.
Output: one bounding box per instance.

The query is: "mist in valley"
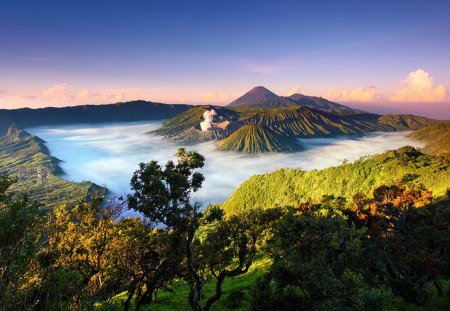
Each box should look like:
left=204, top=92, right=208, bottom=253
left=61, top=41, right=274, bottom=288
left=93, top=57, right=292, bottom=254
left=27, top=121, right=423, bottom=206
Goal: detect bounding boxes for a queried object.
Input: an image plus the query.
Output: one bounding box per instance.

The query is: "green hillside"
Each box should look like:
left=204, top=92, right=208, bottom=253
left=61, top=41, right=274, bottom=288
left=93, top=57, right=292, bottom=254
left=221, top=146, right=450, bottom=213
left=218, top=124, right=302, bottom=153
left=0, top=124, right=105, bottom=209
left=409, top=122, right=450, bottom=154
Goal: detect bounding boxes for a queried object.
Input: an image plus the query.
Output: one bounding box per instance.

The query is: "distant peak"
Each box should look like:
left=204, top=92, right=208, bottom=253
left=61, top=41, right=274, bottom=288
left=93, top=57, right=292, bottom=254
left=250, top=86, right=273, bottom=92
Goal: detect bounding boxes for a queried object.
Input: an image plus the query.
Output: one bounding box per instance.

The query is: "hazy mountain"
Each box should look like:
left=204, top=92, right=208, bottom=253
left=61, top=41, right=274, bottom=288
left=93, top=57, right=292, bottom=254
left=287, top=93, right=364, bottom=115
left=0, top=100, right=191, bottom=134
left=218, top=124, right=303, bottom=154
left=227, top=86, right=362, bottom=115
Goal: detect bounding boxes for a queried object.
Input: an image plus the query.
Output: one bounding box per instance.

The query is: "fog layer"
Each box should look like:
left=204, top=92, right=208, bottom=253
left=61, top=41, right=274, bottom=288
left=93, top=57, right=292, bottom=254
left=27, top=122, right=422, bottom=205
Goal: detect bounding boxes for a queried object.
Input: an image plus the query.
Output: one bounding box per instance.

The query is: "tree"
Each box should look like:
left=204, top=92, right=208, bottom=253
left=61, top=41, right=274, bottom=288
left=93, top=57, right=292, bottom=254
left=252, top=205, right=393, bottom=311
left=128, top=148, right=272, bottom=311
left=34, top=198, right=122, bottom=309
left=104, top=218, right=184, bottom=311
left=128, top=148, right=206, bottom=310
left=344, top=184, right=449, bottom=305
left=0, top=174, right=42, bottom=310
left=194, top=206, right=281, bottom=311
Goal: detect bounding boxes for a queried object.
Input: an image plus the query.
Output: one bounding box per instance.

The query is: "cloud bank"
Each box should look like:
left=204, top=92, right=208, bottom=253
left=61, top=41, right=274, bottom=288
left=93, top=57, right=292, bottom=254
left=27, top=122, right=422, bottom=206
left=390, top=69, right=447, bottom=102
left=324, top=87, right=378, bottom=102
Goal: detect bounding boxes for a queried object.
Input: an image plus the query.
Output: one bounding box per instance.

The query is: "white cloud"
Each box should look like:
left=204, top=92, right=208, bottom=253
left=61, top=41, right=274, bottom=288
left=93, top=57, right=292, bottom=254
left=203, top=91, right=230, bottom=103
left=287, top=85, right=301, bottom=96
left=324, top=87, right=378, bottom=102
left=75, top=89, right=124, bottom=104
left=41, top=83, right=70, bottom=103
left=390, top=69, right=447, bottom=102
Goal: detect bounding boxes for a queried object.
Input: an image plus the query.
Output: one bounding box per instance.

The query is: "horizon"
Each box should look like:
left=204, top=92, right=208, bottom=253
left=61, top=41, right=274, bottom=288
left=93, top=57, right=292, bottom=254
left=1, top=1, right=449, bottom=118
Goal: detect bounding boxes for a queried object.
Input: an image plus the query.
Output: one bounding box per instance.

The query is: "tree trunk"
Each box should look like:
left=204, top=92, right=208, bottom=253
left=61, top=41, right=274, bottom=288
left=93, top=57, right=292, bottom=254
left=204, top=273, right=226, bottom=311
left=135, top=283, right=154, bottom=311
left=186, top=230, right=203, bottom=311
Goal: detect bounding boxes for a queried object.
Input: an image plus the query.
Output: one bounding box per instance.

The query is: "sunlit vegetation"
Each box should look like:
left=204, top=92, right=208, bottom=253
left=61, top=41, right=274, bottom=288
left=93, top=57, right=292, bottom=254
left=222, top=146, right=450, bottom=213
left=218, top=124, right=302, bottom=153
left=409, top=122, right=450, bottom=154
left=0, top=124, right=105, bottom=209
left=1, top=148, right=450, bottom=310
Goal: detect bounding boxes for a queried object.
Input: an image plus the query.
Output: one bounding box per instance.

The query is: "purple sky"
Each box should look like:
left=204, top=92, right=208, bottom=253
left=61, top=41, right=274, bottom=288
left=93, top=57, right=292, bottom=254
left=0, top=0, right=449, bottom=118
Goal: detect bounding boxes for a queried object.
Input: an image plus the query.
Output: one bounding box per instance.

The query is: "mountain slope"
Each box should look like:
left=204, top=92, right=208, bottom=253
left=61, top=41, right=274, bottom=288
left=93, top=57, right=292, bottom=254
left=0, top=100, right=191, bottom=134
left=218, top=124, right=303, bottom=153
left=0, top=124, right=106, bottom=209
left=154, top=106, right=443, bottom=144
left=409, top=123, right=450, bottom=154
left=221, top=146, right=450, bottom=213
left=287, top=93, right=364, bottom=115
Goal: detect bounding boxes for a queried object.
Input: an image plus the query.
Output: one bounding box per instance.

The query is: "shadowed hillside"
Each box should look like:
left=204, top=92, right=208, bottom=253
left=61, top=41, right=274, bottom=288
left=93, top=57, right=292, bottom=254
left=0, top=100, right=191, bottom=134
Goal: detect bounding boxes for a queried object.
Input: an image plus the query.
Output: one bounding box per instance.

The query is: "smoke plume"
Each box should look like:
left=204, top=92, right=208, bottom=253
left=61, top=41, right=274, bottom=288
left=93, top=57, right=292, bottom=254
left=200, top=109, right=217, bottom=131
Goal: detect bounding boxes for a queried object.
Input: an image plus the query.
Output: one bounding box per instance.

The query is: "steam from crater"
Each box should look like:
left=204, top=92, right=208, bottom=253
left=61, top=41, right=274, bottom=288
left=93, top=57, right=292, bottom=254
left=200, top=109, right=217, bottom=131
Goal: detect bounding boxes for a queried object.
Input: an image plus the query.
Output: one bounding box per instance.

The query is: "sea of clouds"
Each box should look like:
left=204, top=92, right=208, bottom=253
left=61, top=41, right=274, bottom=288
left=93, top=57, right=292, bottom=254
left=27, top=121, right=423, bottom=207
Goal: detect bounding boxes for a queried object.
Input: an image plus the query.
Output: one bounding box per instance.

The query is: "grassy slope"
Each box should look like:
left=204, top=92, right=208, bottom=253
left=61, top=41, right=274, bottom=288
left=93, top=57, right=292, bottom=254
left=98, top=256, right=271, bottom=311
left=409, top=123, right=450, bottom=154
left=222, top=147, right=450, bottom=214
left=217, top=124, right=302, bottom=153
left=0, top=125, right=105, bottom=209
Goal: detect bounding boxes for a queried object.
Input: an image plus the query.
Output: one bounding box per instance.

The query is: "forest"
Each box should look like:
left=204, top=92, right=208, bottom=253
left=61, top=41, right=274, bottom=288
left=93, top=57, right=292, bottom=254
left=1, top=147, right=450, bottom=311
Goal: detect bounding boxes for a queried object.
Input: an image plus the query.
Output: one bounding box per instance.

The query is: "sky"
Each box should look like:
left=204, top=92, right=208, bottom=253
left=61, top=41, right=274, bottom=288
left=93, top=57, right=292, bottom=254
left=1, top=0, right=449, bottom=118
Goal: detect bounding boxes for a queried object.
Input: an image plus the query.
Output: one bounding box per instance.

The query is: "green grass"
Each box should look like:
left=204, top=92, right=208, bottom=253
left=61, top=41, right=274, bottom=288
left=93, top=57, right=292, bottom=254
left=218, top=124, right=302, bottom=154
left=395, top=279, right=450, bottom=311
left=97, top=257, right=271, bottom=311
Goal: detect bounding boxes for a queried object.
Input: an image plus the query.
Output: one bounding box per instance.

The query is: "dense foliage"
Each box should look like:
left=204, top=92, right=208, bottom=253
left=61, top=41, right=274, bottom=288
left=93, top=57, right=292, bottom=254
left=222, top=146, right=450, bottom=213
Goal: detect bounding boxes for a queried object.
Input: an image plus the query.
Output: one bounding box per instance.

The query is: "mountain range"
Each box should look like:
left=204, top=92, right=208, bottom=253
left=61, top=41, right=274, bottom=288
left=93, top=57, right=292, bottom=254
left=0, top=100, right=191, bottom=134
left=228, top=86, right=364, bottom=115
left=1, top=87, right=448, bottom=154
left=154, top=104, right=442, bottom=153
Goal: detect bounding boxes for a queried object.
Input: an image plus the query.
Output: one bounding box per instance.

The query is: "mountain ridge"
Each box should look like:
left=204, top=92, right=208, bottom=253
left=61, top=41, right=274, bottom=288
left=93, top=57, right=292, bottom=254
left=154, top=105, right=443, bottom=154
left=0, top=124, right=106, bottom=208
left=0, top=100, right=192, bottom=134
